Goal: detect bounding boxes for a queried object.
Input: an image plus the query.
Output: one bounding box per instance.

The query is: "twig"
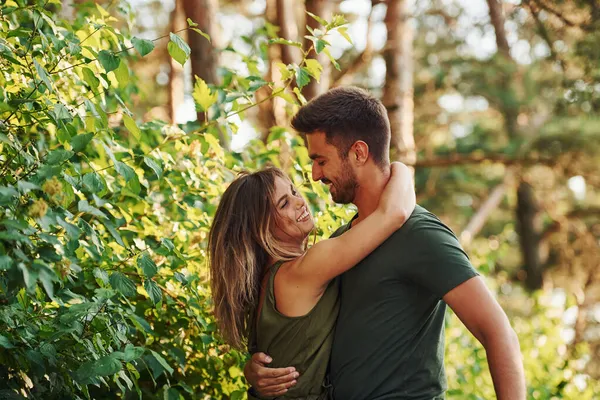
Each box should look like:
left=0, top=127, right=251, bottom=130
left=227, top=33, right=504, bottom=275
left=51, top=27, right=190, bottom=75
left=531, top=0, right=580, bottom=28
left=412, top=152, right=558, bottom=168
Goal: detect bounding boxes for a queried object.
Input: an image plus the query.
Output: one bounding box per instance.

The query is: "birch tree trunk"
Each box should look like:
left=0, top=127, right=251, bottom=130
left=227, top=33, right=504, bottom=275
left=382, top=0, right=416, bottom=168
left=303, top=0, right=332, bottom=100
left=183, top=0, right=219, bottom=122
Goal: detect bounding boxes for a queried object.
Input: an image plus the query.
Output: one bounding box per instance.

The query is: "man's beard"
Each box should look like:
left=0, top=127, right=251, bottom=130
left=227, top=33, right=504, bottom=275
left=330, top=159, right=358, bottom=204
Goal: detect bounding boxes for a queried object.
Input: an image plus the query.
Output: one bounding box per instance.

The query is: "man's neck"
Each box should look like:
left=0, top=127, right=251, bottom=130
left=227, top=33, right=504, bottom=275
left=352, top=164, right=391, bottom=225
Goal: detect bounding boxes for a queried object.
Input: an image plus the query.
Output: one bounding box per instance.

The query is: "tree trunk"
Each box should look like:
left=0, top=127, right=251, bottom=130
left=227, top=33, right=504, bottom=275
left=256, top=0, right=279, bottom=140
left=486, top=0, right=543, bottom=290
left=382, top=0, right=416, bottom=167
left=183, top=0, right=218, bottom=122
left=168, top=0, right=186, bottom=123
left=277, top=0, right=301, bottom=67
left=516, top=182, right=543, bottom=290
left=303, top=0, right=332, bottom=100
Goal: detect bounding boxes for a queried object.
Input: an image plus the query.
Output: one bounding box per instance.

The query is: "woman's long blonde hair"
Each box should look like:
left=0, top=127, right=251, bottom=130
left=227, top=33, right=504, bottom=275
left=208, top=168, right=305, bottom=349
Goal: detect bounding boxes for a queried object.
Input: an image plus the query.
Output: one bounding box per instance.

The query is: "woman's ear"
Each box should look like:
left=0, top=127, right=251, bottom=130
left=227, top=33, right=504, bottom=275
left=350, top=141, right=369, bottom=165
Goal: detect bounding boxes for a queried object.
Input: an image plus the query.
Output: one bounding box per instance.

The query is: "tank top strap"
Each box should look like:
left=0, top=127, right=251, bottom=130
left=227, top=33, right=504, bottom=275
left=265, top=260, right=285, bottom=308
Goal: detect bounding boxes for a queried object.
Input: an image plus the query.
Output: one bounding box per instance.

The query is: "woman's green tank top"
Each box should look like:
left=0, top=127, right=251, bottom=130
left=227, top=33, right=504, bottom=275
left=249, top=261, right=340, bottom=400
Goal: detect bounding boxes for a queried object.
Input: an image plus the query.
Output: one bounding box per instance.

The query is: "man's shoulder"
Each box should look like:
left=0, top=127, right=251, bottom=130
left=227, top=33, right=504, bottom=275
left=396, top=205, right=444, bottom=233
left=390, top=205, right=458, bottom=244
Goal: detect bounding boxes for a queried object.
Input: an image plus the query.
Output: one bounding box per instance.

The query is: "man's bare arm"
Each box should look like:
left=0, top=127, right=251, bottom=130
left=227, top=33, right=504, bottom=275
left=444, top=276, right=526, bottom=400
left=243, top=353, right=298, bottom=397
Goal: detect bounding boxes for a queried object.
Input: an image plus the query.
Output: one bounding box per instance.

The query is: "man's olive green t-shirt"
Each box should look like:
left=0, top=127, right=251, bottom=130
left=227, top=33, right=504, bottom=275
left=328, top=205, right=479, bottom=400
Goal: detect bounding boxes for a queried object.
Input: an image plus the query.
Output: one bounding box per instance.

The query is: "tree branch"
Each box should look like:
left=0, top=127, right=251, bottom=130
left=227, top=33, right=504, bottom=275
left=541, top=208, right=600, bottom=240
left=531, top=0, right=580, bottom=28
left=460, top=170, right=516, bottom=245
left=526, top=1, right=566, bottom=72
left=410, top=152, right=558, bottom=168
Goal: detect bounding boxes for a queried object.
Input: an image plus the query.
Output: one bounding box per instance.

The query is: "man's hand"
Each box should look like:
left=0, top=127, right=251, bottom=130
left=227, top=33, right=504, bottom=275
left=244, top=353, right=299, bottom=397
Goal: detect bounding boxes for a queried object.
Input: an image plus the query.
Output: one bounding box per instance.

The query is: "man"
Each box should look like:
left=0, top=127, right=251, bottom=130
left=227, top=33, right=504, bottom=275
left=244, top=87, right=525, bottom=399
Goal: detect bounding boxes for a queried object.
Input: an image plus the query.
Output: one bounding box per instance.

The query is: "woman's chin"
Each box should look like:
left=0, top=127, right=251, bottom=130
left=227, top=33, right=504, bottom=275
left=304, top=220, right=315, bottom=233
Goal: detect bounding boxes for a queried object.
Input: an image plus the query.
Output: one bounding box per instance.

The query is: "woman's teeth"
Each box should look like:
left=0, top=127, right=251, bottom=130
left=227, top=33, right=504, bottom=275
left=296, top=208, right=309, bottom=222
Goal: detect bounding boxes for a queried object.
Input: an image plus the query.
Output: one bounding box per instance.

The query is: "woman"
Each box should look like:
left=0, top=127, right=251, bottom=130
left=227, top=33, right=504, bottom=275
left=208, top=162, right=415, bottom=399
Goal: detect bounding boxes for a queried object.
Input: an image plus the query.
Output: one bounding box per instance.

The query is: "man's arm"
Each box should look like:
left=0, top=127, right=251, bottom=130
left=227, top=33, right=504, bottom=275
left=244, top=353, right=298, bottom=397
left=444, top=276, right=526, bottom=400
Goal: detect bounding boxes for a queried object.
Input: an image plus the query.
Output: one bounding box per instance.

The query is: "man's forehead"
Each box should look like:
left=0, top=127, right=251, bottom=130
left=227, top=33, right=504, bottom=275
left=305, top=131, right=330, bottom=155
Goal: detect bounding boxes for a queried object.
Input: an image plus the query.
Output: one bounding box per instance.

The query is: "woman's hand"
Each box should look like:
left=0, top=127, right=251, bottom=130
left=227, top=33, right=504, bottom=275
left=378, top=162, right=416, bottom=224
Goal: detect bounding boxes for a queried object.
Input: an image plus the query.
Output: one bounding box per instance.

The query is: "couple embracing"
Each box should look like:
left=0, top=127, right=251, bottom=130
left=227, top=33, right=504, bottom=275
left=208, top=87, right=526, bottom=400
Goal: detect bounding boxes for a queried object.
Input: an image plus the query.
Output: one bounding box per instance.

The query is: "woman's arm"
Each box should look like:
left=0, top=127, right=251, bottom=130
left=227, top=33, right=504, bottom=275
left=291, top=162, right=416, bottom=289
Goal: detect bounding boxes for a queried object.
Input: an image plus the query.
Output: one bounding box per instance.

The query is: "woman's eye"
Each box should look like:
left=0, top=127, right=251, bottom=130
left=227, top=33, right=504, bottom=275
left=280, top=201, right=288, bottom=209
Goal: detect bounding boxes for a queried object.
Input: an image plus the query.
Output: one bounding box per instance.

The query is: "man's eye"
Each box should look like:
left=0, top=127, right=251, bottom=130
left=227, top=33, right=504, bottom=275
left=318, top=161, right=326, bottom=166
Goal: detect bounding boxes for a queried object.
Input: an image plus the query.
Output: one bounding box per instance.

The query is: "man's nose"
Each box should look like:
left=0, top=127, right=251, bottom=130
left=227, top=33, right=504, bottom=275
left=312, top=164, right=322, bottom=182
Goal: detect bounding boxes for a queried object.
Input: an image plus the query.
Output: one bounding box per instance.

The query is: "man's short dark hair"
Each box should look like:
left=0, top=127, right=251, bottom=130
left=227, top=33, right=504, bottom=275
left=291, top=86, right=391, bottom=166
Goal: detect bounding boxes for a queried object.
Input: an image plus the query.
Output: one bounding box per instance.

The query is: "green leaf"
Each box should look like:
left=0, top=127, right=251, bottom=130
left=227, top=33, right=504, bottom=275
left=123, top=344, right=145, bottom=362
left=315, top=39, right=327, bottom=54
left=144, top=279, right=162, bottom=304
left=123, top=114, right=140, bottom=140
left=143, top=156, right=163, bottom=179
left=304, top=59, right=323, bottom=82
left=323, top=48, right=340, bottom=70
left=51, top=104, right=72, bottom=122
left=109, top=272, right=137, bottom=297
left=33, top=59, right=52, bottom=91
left=191, top=28, right=211, bottom=42
left=46, top=149, right=74, bottom=165
left=76, top=355, right=122, bottom=380
left=0, top=335, right=14, bottom=349
left=97, top=50, right=120, bottom=72
left=131, top=37, right=155, bottom=57
left=164, top=387, right=182, bottom=400
left=114, top=60, right=129, bottom=87
left=81, top=67, right=100, bottom=92
left=83, top=172, right=104, bottom=193
left=71, top=132, right=94, bottom=152
left=337, top=27, right=353, bottom=44
left=17, top=181, right=39, bottom=194
left=0, top=255, right=13, bottom=271
left=150, top=350, right=174, bottom=376
left=168, top=33, right=191, bottom=66
left=78, top=200, right=106, bottom=218
left=39, top=267, right=55, bottom=299
left=57, top=216, right=81, bottom=240
left=276, top=62, right=292, bottom=81
left=103, top=220, right=125, bottom=247
left=138, top=253, right=157, bottom=278
left=186, top=18, right=198, bottom=27
left=295, top=67, right=311, bottom=89
left=192, top=76, right=218, bottom=112
left=306, top=11, right=328, bottom=27
left=115, top=161, right=136, bottom=182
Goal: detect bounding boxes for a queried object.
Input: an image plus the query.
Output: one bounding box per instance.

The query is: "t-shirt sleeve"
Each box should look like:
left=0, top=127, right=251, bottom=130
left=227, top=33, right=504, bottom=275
left=404, top=215, right=479, bottom=298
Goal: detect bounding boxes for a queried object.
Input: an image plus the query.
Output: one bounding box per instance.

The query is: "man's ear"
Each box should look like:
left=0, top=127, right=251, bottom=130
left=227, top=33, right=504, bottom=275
left=350, top=141, right=369, bottom=165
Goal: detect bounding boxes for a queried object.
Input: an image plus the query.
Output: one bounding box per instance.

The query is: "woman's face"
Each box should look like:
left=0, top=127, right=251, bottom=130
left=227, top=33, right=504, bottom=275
left=271, top=176, right=314, bottom=244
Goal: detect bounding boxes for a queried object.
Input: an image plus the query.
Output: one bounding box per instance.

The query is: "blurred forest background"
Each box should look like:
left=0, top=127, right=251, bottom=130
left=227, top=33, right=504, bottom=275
left=1, top=0, right=599, bottom=398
